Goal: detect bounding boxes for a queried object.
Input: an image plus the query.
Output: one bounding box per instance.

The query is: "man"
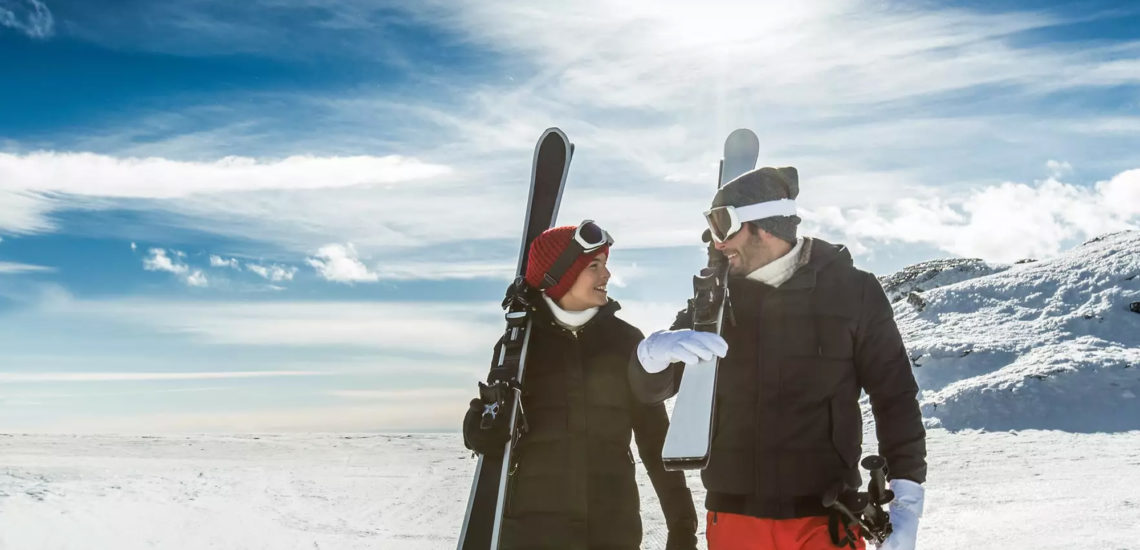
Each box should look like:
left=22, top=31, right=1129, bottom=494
left=629, top=167, right=926, bottom=550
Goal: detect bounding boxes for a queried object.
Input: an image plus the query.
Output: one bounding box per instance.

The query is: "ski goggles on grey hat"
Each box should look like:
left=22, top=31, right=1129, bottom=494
left=703, top=199, right=797, bottom=243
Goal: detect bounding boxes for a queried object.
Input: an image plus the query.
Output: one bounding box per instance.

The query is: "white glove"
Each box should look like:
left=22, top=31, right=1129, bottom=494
left=879, top=479, right=924, bottom=550
left=636, top=329, right=728, bottom=374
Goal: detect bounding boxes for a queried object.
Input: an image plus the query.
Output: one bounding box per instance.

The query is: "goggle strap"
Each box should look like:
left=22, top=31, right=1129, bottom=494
left=541, top=245, right=587, bottom=290
left=734, top=199, right=798, bottom=222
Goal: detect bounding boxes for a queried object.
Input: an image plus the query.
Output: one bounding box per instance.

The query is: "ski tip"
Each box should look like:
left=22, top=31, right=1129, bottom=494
left=725, top=128, right=759, bottom=145
left=535, top=128, right=572, bottom=155
left=541, top=127, right=569, bottom=140
left=533, top=128, right=572, bottom=160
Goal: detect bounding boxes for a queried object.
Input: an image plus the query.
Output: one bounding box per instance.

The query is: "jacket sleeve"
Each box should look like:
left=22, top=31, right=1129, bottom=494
left=627, top=307, right=694, bottom=405
left=632, top=400, right=698, bottom=534
left=854, top=272, right=928, bottom=484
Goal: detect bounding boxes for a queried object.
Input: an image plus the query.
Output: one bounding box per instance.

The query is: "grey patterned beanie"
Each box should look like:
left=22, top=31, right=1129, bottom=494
left=711, top=166, right=800, bottom=244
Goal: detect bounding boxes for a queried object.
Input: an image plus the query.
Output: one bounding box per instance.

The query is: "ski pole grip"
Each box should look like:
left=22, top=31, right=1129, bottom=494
left=862, top=455, right=889, bottom=502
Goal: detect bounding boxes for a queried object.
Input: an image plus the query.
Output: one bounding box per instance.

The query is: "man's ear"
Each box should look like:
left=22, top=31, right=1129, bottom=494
left=753, top=226, right=783, bottom=246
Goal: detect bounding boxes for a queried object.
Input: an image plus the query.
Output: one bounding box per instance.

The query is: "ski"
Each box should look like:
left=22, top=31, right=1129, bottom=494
left=661, top=128, right=758, bottom=470
left=457, top=128, right=573, bottom=550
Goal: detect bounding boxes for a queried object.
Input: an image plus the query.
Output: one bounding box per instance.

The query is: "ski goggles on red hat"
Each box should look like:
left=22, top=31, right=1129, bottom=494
left=540, top=220, right=613, bottom=289
left=703, top=199, right=797, bottom=243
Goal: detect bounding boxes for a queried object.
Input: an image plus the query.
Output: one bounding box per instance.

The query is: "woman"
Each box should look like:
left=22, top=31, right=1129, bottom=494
left=463, top=220, right=698, bottom=550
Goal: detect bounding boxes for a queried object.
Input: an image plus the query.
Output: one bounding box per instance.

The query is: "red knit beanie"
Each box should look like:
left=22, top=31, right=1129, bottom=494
left=524, top=225, right=611, bottom=301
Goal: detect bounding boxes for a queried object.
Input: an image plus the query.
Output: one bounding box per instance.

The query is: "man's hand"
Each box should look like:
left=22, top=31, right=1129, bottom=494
left=879, top=479, right=924, bottom=550
left=636, top=329, right=729, bottom=374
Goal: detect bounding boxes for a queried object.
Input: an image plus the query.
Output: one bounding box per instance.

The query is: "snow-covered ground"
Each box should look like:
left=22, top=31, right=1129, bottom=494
left=3, top=231, right=1138, bottom=549
left=2, top=430, right=1139, bottom=550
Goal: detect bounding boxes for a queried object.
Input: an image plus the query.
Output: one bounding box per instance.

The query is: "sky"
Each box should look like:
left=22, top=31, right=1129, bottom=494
left=1, top=0, right=1139, bottom=433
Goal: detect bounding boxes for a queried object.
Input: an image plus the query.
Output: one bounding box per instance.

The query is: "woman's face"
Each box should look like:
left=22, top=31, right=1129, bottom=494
left=557, top=252, right=610, bottom=312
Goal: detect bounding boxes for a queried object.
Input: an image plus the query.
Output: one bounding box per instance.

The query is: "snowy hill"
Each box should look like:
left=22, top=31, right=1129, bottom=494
left=879, top=258, right=1010, bottom=304
left=891, top=230, right=1140, bottom=432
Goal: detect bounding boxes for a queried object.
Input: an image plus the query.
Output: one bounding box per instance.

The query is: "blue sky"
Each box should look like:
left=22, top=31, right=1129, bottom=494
left=1, top=0, right=1139, bottom=432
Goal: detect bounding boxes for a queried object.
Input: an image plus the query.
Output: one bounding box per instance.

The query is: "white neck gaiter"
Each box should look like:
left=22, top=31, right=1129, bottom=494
left=542, top=294, right=599, bottom=330
left=747, top=237, right=806, bottom=288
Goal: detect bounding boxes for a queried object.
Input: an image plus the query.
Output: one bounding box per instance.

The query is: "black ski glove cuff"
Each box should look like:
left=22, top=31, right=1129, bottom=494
left=462, top=398, right=510, bottom=456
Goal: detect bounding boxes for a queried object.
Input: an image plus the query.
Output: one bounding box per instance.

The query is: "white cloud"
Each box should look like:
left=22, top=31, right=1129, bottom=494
left=415, top=2, right=1140, bottom=113
left=130, top=242, right=137, bottom=251
left=209, top=255, right=240, bottom=268
left=2, top=2, right=1138, bottom=282
left=142, top=248, right=188, bottom=275
left=0, top=189, right=55, bottom=234
left=327, top=388, right=469, bottom=401
left=186, top=270, right=209, bottom=287
left=42, top=298, right=500, bottom=357
left=0, top=0, right=54, bottom=39
left=142, top=248, right=209, bottom=287
left=806, top=168, right=1140, bottom=262
left=0, top=152, right=451, bottom=233
left=1046, top=160, right=1073, bottom=179
left=1097, top=168, right=1140, bottom=221
left=0, top=261, right=54, bottom=274
left=0, top=371, right=327, bottom=383
left=306, top=243, right=379, bottom=283
left=246, top=262, right=297, bottom=282
left=0, top=152, right=450, bottom=198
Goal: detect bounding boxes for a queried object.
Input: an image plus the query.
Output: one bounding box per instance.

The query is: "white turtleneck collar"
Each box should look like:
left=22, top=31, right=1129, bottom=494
left=746, top=237, right=808, bottom=287
left=542, top=294, right=599, bottom=331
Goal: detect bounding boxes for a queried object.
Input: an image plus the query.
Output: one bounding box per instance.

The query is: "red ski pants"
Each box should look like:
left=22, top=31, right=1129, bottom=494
left=706, top=511, right=866, bottom=550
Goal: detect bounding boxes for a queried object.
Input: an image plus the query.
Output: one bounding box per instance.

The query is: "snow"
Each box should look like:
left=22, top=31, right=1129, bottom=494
left=3, top=430, right=1140, bottom=549
left=879, top=258, right=1010, bottom=304
left=3, top=231, right=1139, bottom=548
left=893, top=230, right=1140, bottom=432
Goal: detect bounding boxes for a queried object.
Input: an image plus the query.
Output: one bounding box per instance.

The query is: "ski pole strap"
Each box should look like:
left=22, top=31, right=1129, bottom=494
left=827, top=510, right=858, bottom=550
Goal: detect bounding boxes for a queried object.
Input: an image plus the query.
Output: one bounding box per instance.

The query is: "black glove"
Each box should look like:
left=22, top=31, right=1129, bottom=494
left=462, top=398, right=510, bottom=456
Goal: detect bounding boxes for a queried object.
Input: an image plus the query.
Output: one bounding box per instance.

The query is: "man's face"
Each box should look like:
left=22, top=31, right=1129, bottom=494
left=713, top=225, right=784, bottom=275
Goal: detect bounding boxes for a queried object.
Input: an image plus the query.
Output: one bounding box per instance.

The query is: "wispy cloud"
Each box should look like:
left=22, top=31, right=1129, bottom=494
left=0, top=371, right=327, bottom=383
left=0, top=0, right=54, bottom=39
left=327, top=388, right=469, bottom=401
left=41, top=298, right=500, bottom=356
left=246, top=262, right=296, bottom=282
left=306, top=243, right=379, bottom=283
left=209, top=255, right=240, bottom=269
left=0, top=152, right=450, bottom=199
left=0, top=152, right=451, bottom=234
left=4, top=1, right=1140, bottom=281
left=0, top=261, right=54, bottom=274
